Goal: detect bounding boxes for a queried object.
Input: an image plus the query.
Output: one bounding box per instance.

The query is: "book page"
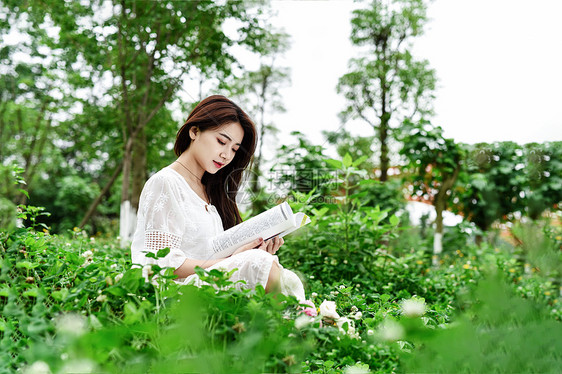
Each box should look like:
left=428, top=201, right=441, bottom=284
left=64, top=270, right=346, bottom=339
left=278, top=213, right=311, bottom=238
left=209, top=202, right=295, bottom=258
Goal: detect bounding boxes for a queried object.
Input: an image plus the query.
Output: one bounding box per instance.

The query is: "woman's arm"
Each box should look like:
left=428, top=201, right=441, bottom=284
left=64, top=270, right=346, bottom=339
left=173, top=237, right=266, bottom=278
left=173, top=257, right=225, bottom=279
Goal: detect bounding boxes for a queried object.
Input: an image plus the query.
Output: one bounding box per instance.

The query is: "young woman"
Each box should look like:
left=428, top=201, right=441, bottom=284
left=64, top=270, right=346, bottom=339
left=130, top=95, right=306, bottom=301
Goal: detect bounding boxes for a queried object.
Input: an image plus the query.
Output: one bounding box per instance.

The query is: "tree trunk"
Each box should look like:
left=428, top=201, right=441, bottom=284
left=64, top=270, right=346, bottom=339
left=0, top=102, right=7, bottom=163
left=119, top=136, right=134, bottom=247
left=79, top=160, right=124, bottom=229
left=431, top=166, right=461, bottom=264
left=433, top=189, right=445, bottom=265
left=379, top=112, right=390, bottom=182
left=249, top=71, right=269, bottom=213
left=250, top=107, right=266, bottom=212
left=131, top=127, right=147, bottom=211
left=18, top=102, right=49, bottom=205
left=378, top=37, right=390, bottom=182
left=120, top=126, right=147, bottom=248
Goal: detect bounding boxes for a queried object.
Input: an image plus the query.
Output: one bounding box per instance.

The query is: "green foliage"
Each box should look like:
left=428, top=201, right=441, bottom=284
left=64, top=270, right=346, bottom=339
left=356, top=178, right=406, bottom=216
left=272, top=131, right=334, bottom=205
left=402, top=274, right=562, bottom=373
left=510, top=219, right=562, bottom=282
left=452, top=142, right=562, bottom=232
left=399, top=119, right=464, bottom=186
left=456, top=142, right=525, bottom=231
left=0, top=198, right=561, bottom=372
left=52, top=176, right=101, bottom=232
left=0, top=198, right=17, bottom=232
left=226, top=22, right=291, bottom=214
left=0, top=225, right=309, bottom=373
left=0, top=164, right=28, bottom=230
left=323, top=130, right=377, bottom=172
left=398, top=118, right=464, bottom=252
left=281, top=153, right=402, bottom=286
left=1, top=0, right=281, bottom=234
left=523, top=142, right=562, bottom=219
left=337, top=0, right=436, bottom=180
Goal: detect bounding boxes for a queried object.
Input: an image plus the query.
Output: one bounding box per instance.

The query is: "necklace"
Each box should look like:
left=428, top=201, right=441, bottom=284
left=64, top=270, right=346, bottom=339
left=174, top=160, right=202, bottom=182
left=174, top=160, right=209, bottom=206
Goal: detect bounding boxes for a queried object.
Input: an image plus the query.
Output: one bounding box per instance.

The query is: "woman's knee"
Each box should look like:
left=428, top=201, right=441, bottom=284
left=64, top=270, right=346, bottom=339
left=265, top=261, right=281, bottom=293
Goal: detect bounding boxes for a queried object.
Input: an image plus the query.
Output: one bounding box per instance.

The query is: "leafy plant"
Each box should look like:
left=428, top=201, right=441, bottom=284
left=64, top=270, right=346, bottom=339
left=282, top=153, right=401, bottom=287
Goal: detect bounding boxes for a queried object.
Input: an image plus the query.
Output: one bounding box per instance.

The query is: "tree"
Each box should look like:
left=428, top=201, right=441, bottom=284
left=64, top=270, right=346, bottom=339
left=337, top=0, right=436, bottom=182
left=399, top=119, right=464, bottom=262
left=452, top=141, right=562, bottom=243
left=452, top=142, right=526, bottom=244
left=272, top=131, right=333, bottom=208
left=324, top=130, right=377, bottom=173
left=0, top=2, right=68, bottom=207
left=523, top=142, right=562, bottom=220
left=6, top=0, right=275, bottom=241
left=228, top=25, right=291, bottom=213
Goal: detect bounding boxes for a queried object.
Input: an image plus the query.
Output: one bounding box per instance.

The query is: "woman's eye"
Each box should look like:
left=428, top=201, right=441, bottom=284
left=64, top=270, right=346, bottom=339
left=232, top=148, right=238, bottom=153
left=218, top=139, right=225, bottom=145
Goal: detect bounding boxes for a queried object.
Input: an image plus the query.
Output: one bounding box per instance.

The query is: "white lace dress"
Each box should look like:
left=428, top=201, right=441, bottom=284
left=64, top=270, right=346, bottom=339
left=130, top=167, right=305, bottom=301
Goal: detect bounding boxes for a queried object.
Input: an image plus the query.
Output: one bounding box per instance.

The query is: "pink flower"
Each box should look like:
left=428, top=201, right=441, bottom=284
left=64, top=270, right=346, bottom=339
left=300, top=300, right=318, bottom=317
left=303, top=307, right=317, bottom=317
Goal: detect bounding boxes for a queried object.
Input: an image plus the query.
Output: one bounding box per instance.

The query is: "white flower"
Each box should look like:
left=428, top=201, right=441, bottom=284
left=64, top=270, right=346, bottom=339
left=367, top=329, right=375, bottom=336
left=55, top=313, right=87, bottom=337
left=24, top=361, right=51, bottom=374
left=294, top=315, right=314, bottom=329
left=142, top=264, right=154, bottom=278
left=142, top=264, right=159, bottom=286
left=96, top=294, right=107, bottom=303
left=339, top=284, right=346, bottom=290
left=114, top=273, right=123, bottom=283
left=353, top=311, right=363, bottom=320
left=110, top=264, right=118, bottom=269
left=81, top=250, right=93, bottom=259
left=378, top=319, right=405, bottom=341
left=350, top=305, right=359, bottom=313
left=311, top=292, right=318, bottom=298
left=319, top=300, right=340, bottom=320
left=400, top=298, right=426, bottom=318
left=336, top=316, right=357, bottom=337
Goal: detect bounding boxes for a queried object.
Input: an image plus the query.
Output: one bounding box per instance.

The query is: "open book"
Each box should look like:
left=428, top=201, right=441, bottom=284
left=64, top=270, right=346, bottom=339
left=209, top=202, right=311, bottom=259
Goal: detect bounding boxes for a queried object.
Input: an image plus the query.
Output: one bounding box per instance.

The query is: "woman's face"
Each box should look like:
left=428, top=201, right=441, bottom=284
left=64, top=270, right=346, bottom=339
left=189, top=122, right=245, bottom=175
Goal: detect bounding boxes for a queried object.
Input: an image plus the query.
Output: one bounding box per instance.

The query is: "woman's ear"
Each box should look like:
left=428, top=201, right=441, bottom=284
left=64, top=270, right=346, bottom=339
left=189, top=126, right=198, bottom=140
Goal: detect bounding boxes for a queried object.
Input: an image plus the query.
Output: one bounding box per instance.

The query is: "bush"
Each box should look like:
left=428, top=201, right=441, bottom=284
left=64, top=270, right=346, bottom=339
left=1, top=192, right=560, bottom=373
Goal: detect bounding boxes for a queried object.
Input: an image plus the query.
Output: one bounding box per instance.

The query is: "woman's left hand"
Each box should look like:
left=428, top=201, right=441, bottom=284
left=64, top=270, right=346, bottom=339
left=259, top=236, right=284, bottom=255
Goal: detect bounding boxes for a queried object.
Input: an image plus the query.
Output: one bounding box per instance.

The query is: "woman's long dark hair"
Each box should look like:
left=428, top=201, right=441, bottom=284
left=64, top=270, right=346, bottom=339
left=174, top=95, right=257, bottom=230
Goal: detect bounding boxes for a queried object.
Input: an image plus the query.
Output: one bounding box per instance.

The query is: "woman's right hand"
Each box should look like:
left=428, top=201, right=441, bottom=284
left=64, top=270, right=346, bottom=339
left=231, top=237, right=264, bottom=256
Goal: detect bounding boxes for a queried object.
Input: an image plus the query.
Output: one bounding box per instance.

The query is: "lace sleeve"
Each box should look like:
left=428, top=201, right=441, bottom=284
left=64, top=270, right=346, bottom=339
left=131, top=173, right=190, bottom=270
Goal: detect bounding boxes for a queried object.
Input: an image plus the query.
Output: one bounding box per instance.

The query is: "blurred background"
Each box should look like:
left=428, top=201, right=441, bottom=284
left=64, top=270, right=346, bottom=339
left=0, top=0, right=560, bottom=245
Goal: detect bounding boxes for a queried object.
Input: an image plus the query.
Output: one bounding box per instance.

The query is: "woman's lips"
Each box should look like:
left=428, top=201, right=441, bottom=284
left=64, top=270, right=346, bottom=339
left=213, top=161, right=224, bottom=168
